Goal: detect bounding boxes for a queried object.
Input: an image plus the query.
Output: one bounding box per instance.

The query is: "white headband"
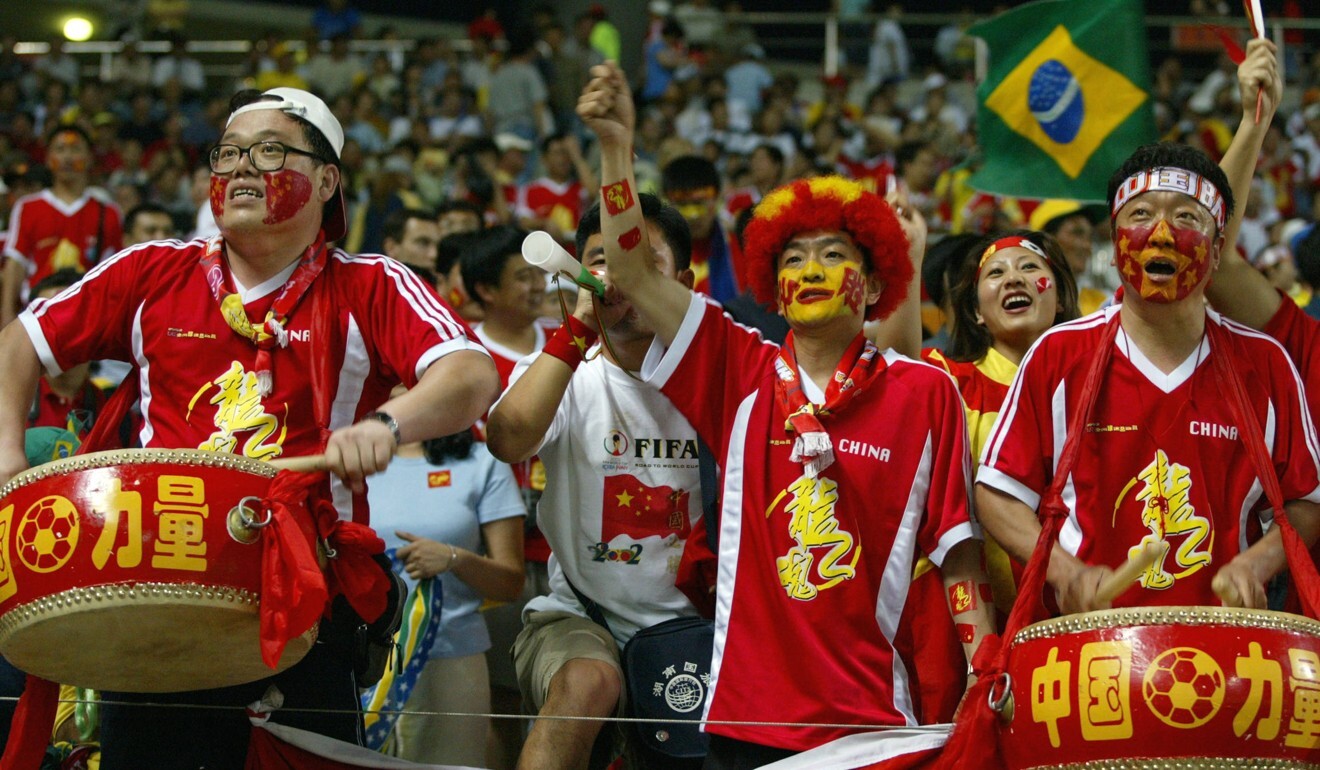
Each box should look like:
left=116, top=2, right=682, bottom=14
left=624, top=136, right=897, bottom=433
left=1111, top=167, right=1226, bottom=230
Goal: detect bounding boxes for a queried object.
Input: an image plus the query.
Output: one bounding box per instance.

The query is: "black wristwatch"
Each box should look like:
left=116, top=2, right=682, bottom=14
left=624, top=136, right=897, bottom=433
left=362, top=411, right=401, bottom=446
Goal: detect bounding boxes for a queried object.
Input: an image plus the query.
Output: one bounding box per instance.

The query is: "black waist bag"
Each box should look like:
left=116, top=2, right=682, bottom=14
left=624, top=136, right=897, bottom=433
left=622, top=616, right=714, bottom=759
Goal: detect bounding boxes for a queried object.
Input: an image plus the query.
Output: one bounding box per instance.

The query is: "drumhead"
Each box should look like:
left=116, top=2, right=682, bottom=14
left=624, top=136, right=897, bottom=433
left=1013, top=604, right=1320, bottom=645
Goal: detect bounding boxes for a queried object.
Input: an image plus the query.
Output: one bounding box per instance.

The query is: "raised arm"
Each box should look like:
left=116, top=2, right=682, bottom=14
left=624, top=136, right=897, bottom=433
left=871, top=184, right=927, bottom=358
left=1206, top=38, right=1284, bottom=331
left=577, top=61, right=691, bottom=347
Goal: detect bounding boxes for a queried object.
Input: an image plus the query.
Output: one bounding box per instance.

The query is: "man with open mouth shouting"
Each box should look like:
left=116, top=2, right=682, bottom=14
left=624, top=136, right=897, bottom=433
left=976, top=137, right=1320, bottom=619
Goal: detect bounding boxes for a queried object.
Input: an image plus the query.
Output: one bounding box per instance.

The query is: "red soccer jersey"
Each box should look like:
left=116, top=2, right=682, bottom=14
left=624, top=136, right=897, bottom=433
left=20, top=238, right=483, bottom=523
left=473, top=319, right=556, bottom=389
left=922, top=347, right=1015, bottom=463
left=648, top=295, right=976, bottom=751
left=4, top=190, right=123, bottom=296
left=980, top=307, right=1320, bottom=606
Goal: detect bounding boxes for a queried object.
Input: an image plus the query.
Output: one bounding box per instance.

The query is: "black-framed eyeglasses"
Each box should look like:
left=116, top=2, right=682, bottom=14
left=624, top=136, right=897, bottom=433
left=208, top=141, right=325, bottom=174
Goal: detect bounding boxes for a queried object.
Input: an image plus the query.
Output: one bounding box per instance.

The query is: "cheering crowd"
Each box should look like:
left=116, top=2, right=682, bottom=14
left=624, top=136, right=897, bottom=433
left=2, top=3, right=1320, bottom=769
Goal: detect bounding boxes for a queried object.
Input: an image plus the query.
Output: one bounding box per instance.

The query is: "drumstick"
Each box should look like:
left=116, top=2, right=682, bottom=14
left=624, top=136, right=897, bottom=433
left=267, top=455, right=328, bottom=473
left=1095, top=541, right=1168, bottom=606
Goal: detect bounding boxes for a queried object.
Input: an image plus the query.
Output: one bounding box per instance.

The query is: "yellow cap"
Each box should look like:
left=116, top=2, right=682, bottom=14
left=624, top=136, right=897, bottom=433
left=1028, top=199, right=1086, bottom=232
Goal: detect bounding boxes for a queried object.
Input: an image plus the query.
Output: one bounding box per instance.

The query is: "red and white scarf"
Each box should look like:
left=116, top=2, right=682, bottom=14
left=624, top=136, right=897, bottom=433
left=199, top=233, right=328, bottom=396
left=773, top=331, right=884, bottom=477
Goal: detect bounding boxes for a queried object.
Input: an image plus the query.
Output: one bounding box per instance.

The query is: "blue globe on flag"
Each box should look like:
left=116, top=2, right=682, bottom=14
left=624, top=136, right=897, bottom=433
left=1028, top=59, right=1084, bottom=144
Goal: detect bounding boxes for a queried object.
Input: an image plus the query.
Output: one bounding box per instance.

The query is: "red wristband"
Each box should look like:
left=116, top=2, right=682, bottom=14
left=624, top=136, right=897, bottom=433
left=543, top=316, right=598, bottom=370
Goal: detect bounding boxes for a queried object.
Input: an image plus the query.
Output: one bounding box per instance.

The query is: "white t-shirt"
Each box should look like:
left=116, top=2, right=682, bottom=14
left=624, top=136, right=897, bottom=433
left=504, top=346, right=703, bottom=646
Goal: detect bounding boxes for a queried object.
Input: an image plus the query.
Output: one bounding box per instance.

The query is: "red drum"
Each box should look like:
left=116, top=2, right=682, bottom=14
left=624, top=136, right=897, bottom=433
left=999, top=606, right=1320, bottom=768
left=0, top=449, right=319, bottom=692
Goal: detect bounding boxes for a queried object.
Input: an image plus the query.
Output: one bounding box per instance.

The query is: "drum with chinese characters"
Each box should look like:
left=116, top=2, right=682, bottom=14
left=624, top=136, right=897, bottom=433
left=0, top=449, right=320, bottom=692
left=998, top=606, right=1320, bottom=768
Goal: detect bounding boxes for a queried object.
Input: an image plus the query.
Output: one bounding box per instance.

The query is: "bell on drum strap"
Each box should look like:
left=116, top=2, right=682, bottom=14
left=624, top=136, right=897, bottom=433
left=227, top=496, right=273, bottom=544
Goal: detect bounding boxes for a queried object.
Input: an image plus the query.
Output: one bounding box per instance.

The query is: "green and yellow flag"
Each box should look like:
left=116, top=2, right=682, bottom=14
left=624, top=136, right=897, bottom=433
left=969, top=0, right=1156, bottom=202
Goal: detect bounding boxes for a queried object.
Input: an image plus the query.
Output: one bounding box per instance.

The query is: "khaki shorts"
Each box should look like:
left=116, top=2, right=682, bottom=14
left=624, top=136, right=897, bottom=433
left=512, top=610, right=626, bottom=714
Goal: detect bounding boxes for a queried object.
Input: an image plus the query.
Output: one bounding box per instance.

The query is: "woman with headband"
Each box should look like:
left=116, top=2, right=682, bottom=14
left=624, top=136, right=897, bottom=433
left=901, top=230, right=1080, bottom=721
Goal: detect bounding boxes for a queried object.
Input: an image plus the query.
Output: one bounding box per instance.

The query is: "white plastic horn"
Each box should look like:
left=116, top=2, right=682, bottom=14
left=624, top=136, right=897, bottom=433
left=521, top=231, right=605, bottom=296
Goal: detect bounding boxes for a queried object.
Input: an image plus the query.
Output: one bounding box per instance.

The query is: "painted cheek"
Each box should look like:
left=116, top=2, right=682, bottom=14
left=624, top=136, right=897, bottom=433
left=838, top=267, right=864, bottom=313
left=1114, top=223, right=1154, bottom=285
left=1035, top=276, right=1053, bottom=295
left=1171, top=225, right=1213, bottom=298
left=261, top=170, right=313, bottom=225
left=1172, top=226, right=1213, bottom=270
left=209, top=176, right=228, bottom=219
left=778, top=277, right=800, bottom=309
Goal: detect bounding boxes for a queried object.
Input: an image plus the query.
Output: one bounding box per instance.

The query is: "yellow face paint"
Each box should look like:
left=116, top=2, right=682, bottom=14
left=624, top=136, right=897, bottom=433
left=777, top=262, right=866, bottom=326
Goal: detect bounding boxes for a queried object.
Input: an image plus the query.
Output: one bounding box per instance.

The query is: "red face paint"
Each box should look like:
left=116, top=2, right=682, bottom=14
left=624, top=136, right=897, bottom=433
left=839, top=267, right=864, bottom=313
left=1035, top=276, right=1053, bottom=295
left=778, top=276, right=800, bottom=310
left=617, top=226, right=642, bottom=251
left=1115, top=220, right=1213, bottom=303
left=209, top=175, right=229, bottom=219
left=261, top=170, right=313, bottom=225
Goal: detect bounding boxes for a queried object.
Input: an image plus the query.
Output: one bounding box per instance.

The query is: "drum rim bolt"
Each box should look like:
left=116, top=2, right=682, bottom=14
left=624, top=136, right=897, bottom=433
left=987, top=672, right=1012, bottom=712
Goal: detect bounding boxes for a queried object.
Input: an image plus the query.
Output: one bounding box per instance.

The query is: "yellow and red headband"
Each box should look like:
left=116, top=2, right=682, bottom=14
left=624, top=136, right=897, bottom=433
left=1111, top=167, right=1226, bottom=230
left=977, top=235, right=1047, bottom=274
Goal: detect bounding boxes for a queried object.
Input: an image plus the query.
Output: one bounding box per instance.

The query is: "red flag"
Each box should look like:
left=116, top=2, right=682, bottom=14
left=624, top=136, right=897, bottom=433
left=601, top=473, right=692, bottom=541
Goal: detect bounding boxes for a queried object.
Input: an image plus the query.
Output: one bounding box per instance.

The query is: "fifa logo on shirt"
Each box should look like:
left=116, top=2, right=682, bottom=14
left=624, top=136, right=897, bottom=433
left=1121, top=449, right=1212, bottom=590
left=602, top=431, right=698, bottom=460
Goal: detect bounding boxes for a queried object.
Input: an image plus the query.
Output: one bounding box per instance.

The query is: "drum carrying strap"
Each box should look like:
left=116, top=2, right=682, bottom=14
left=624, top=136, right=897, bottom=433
left=937, top=312, right=1121, bottom=770
left=1205, top=318, right=1320, bottom=616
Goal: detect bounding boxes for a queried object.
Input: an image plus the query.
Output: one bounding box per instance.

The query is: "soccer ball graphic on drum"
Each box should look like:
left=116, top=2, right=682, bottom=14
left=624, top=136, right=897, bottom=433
left=1141, top=646, right=1224, bottom=728
left=16, top=495, right=80, bottom=573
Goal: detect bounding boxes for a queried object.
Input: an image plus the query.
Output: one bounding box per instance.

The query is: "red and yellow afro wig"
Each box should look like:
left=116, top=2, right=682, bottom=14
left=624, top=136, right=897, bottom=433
left=740, top=176, right=911, bottom=321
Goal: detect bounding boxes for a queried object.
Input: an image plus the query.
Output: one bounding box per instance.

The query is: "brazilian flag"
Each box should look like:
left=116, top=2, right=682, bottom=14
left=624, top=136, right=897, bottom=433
left=969, top=0, right=1156, bottom=202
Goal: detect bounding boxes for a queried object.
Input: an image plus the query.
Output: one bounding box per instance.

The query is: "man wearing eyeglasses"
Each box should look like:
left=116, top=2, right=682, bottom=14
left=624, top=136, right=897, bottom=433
left=0, top=88, right=499, bottom=768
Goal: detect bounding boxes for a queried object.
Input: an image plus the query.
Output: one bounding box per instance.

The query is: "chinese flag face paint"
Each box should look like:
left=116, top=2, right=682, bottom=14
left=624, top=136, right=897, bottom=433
left=778, top=264, right=864, bottom=326
left=776, top=230, right=872, bottom=327
left=261, top=170, right=313, bottom=225
left=209, top=175, right=229, bottom=220
left=1115, top=219, right=1214, bottom=303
